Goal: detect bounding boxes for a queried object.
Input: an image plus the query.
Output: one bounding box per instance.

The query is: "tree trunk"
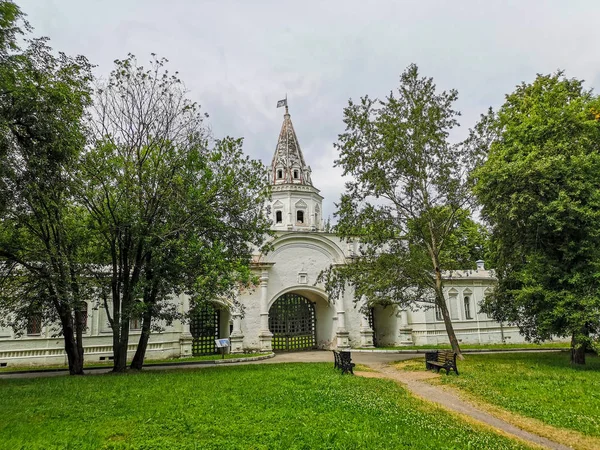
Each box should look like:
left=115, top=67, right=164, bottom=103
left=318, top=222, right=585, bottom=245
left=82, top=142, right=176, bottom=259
left=59, top=312, right=84, bottom=375
left=112, top=318, right=130, bottom=372
left=74, top=307, right=85, bottom=373
left=130, top=309, right=152, bottom=370
left=571, top=333, right=586, bottom=365
left=63, top=331, right=84, bottom=375
left=433, top=266, right=463, bottom=359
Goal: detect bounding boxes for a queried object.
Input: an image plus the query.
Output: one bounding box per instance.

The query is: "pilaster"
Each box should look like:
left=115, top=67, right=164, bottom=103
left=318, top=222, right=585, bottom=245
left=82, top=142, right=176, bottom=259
left=335, top=300, right=350, bottom=349
left=398, top=309, right=413, bottom=345
left=229, top=309, right=245, bottom=354
left=179, top=294, right=194, bottom=357
left=258, top=268, right=273, bottom=351
left=359, top=312, right=375, bottom=348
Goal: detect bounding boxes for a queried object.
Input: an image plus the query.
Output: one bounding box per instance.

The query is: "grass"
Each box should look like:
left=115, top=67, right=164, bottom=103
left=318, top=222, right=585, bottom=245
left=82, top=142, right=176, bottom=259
left=399, top=352, right=600, bottom=440
left=366, top=342, right=569, bottom=351
left=0, top=363, right=533, bottom=449
left=0, top=352, right=271, bottom=373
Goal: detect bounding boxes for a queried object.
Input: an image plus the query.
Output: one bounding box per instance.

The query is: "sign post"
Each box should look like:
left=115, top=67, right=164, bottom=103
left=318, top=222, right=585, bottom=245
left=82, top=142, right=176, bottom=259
left=215, top=338, right=230, bottom=360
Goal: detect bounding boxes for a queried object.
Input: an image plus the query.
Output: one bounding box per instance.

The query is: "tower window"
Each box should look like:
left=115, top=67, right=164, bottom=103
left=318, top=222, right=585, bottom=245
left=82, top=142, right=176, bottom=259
left=296, top=210, right=304, bottom=224
left=277, top=169, right=283, bottom=179
left=293, top=170, right=298, bottom=179
left=276, top=211, right=282, bottom=223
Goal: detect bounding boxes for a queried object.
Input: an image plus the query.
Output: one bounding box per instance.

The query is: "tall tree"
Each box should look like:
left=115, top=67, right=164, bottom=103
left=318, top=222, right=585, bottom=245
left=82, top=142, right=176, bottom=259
left=82, top=55, right=270, bottom=372
left=0, top=1, right=93, bottom=374
left=322, top=64, right=478, bottom=357
left=473, top=72, right=600, bottom=365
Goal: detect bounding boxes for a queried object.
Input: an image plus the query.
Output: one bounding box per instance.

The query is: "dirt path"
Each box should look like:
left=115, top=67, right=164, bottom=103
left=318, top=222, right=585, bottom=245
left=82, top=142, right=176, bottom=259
left=357, top=363, right=572, bottom=450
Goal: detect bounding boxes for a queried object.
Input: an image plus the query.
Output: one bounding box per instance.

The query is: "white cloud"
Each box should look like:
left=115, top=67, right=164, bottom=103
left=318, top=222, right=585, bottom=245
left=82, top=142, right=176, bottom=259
left=16, top=0, right=600, bottom=220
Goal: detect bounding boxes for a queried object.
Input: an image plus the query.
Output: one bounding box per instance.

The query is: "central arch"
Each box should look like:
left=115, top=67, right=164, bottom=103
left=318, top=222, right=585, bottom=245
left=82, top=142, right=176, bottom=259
left=269, top=292, right=316, bottom=351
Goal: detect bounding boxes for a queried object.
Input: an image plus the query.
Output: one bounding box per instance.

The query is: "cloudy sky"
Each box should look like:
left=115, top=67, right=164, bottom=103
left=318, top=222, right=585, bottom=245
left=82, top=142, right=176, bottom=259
left=16, top=0, right=600, bottom=221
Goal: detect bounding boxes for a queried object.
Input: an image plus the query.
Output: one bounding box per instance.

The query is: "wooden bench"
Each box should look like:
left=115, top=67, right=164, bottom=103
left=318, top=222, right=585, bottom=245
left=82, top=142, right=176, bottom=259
left=425, top=350, right=459, bottom=375
left=332, top=350, right=355, bottom=375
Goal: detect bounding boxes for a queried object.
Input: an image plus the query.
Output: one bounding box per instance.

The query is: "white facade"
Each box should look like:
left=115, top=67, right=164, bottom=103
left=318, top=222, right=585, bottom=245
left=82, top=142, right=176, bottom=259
left=0, top=108, right=527, bottom=367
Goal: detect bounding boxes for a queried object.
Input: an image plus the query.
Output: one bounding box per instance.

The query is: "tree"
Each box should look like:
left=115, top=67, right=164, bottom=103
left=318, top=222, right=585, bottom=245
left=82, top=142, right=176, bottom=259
left=81, top=55, right=270, bottom=372
left=473, top=72, right=600, bottom=365
left=0, top=1, right=93, bottom=374
left=322, top=64, right=479, bottom=357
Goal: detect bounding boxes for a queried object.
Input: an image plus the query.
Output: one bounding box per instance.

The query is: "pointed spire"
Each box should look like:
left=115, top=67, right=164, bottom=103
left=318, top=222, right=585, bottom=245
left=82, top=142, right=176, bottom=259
left=270, top=103, right=313, bottom=186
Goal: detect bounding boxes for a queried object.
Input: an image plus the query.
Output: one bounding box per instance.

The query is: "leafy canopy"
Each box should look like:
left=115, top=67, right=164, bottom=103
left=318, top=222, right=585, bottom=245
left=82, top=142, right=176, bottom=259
left=474, top=71, right=600, bottom=356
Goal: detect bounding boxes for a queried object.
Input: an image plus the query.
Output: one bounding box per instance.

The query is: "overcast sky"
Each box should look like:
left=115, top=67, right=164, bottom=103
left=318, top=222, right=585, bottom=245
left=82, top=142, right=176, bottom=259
left=16, top=0, right=600, bottom=221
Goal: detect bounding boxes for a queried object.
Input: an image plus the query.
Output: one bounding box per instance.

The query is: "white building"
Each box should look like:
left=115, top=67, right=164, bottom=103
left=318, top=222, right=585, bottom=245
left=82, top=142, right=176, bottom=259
left=0, top=107, right=525, bottom=367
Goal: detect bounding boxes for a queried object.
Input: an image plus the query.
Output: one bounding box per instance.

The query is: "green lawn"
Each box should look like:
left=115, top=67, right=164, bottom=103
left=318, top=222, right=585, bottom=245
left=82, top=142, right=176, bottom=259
left=427, top=352, right=600, bottom=437
left=367, top=342, right=569, bottom=351
left=0, top=363, right=532, bottom=449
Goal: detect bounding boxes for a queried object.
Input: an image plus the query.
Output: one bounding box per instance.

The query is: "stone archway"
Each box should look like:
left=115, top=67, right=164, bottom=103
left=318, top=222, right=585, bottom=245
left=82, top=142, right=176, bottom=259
left=268, top=292, right=316, bottom=351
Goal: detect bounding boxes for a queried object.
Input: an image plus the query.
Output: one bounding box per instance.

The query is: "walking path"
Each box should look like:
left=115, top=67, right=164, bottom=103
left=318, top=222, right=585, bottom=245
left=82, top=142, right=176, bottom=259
left=358, top=362, right=571, bottom=450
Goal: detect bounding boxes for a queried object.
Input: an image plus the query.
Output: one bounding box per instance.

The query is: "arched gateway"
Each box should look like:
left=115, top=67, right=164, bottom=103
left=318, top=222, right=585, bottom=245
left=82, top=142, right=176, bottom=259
left=269, top=293, right=316, bottom=351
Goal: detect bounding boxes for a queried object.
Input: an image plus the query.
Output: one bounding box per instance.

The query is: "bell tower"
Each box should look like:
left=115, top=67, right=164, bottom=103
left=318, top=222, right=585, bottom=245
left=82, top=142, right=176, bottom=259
left=268, top=103, right=323, bottom=231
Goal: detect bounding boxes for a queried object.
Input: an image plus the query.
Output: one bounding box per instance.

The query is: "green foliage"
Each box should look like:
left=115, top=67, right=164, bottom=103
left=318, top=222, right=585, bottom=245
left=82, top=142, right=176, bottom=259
left=0, top=1, right=93, bottom=373
left=473, top=72, right=600, bottom=359
left=323, top=64, right=484, bottom=354
left=433, top=352, right=600, bottom=438
left=82, top=54, right=271, bottom=370
left=0, top=364, right=531, bottom=449
left=0, top=1, right=29, bottom=57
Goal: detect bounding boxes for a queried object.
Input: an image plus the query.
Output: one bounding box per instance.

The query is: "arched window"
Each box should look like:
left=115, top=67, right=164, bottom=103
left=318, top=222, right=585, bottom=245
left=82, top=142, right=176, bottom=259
left=276, top=211, right=283, bottom=223
left=293, top=170, right=299, bottom=179
left=277, top=169, right=283, bottom=179
left=464, top=296, right=472, bottom=320
left=296, top=210, right=304, bottom=224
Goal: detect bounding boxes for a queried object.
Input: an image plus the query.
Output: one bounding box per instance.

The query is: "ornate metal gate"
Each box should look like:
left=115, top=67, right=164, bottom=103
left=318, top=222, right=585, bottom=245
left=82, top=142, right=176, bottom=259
left=368, top=307, right=378, bottom=347
left=269, top=293, right=316, bottom=351
left=190, top=302, right=220, bottom=356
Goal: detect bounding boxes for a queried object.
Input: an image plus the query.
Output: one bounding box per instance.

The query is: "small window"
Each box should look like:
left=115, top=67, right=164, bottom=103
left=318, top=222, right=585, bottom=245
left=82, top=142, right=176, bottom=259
left=464, top=296, right=473, bottom=320
left=275, top=211, right=282, bottom=223
left=293, top=170, right=298, bottom=179
left=130, top=316, right=142, bottom=330
left=296, top=210, right=304, bottom=224
left=277, top=169, right=283, bottom=179
left=434, top=305, right=442, bottom=322
left=27, top=314, right=42, bottom=335
left=77, top=303, right=88, bottom=331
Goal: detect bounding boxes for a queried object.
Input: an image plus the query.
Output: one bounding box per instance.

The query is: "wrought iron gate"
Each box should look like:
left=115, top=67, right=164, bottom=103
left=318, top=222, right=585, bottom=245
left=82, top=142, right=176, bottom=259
left=269, top=293, right=316, bottom=351
left=368, top=307, right=377, bottom=347
left=190, top=302, right=220, bottom=356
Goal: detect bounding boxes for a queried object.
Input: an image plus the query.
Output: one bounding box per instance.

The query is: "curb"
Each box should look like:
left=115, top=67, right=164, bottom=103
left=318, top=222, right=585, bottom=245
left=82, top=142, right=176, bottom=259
left=352, top=348, right=570, bottom=354
left=0, top=352, right=276, bottom=375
